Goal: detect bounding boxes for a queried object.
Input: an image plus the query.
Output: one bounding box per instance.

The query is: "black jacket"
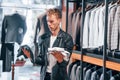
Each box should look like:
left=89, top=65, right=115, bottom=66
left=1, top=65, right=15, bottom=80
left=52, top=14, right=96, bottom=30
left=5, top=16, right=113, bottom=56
left=1, top=13, right=27, bottom=44
left=1, top=13, right=27, bottom=72
left=35, top=29, right=74, bottom=80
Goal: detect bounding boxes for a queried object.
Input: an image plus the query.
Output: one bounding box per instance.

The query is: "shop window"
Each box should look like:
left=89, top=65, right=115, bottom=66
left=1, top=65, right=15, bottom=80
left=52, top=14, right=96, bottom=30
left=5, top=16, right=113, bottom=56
left=0, top=0, right=61, bottom=45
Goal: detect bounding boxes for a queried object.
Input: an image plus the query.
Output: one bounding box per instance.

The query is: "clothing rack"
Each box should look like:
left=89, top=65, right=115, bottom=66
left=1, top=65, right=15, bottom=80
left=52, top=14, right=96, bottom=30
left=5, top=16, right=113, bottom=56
left=71, top=52, right=120, bottom=71
left=66, top=0, right=84, bottom=80
left=66, top=0, right=82, bottom=32
left=66, top=0, right=120, bottom=80
left=80, top=0, right=85, bottom=80
left=103, top=0, right=108, bottom=80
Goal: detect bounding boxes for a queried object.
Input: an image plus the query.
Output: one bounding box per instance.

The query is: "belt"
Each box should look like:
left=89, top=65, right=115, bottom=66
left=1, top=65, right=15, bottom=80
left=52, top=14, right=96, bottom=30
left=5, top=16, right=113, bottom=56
left=46, top=72, right=51, bottom=75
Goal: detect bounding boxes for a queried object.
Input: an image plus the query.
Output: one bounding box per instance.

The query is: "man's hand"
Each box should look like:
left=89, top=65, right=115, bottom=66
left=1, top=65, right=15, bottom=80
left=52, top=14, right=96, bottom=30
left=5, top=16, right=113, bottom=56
left=22, top=48, right=31, bottom=58
left=51, top=51, right=64, bottom=63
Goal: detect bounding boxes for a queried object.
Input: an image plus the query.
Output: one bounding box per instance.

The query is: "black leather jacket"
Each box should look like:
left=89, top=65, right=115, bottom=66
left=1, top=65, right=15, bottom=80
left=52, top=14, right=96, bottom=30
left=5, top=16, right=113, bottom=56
left=35, top=29, right=74, bottom=80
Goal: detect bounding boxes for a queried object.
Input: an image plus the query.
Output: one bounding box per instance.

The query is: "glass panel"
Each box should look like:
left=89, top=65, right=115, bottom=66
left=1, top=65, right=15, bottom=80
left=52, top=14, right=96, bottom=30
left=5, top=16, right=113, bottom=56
left=0, top=0, right=61, bottom=45
left=22, top=9, right=46, bottom=45
left=2, top=0, right=60, bottom=5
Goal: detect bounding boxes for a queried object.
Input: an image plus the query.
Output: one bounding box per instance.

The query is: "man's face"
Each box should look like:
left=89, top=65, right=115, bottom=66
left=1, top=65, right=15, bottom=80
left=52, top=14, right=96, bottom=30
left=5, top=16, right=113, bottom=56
left=47, top=15, right=61, bottom=34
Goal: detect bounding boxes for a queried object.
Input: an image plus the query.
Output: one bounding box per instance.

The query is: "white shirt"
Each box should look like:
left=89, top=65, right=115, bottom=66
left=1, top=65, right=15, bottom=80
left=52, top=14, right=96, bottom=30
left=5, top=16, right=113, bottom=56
left=47, top=35, right=70, bottom=73
left=47, top=36, right=57, bottom=73
left=98, top=6, right=105, bottom=47
left=83, top=10, right=91, bottom=48
left=93, top=6, right=102, bottom=48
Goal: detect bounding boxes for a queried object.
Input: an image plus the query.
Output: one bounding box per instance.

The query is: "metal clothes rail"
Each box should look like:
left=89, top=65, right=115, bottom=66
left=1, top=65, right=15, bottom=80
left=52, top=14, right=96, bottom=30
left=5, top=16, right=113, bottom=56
left=66, top=0, right=113, bottom=80
left=66, top=0, right=85, bottom=80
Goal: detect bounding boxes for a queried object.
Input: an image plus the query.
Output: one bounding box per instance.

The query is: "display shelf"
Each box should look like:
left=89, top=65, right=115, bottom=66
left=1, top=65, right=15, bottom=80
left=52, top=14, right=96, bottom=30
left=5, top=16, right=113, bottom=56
left=71, top=52, right=120, bottom=72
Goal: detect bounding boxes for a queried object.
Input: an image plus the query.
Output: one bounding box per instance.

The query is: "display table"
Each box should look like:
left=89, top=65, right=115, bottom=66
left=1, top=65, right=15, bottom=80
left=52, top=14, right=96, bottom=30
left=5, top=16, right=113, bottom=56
left=1, top=59, right=40, bottom=80
left=14, top=59, right=40, bottom=80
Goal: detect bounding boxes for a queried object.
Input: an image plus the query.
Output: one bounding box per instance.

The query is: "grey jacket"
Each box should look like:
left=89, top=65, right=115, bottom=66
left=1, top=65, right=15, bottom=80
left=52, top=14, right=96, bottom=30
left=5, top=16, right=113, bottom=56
left=1, top=13, right=27, bottom=44
left=35, top=29, right=74, bottom=80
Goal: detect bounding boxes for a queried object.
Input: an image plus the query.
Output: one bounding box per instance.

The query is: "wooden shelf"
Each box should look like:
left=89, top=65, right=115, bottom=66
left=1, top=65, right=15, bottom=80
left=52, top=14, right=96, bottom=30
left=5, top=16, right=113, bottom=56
left=71, top=52, right=120, bottom=72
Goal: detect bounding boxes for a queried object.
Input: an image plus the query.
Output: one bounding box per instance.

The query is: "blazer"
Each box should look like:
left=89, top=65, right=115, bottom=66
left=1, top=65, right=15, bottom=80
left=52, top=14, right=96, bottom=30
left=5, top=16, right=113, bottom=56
left=1, top=13, right=27, bottom=44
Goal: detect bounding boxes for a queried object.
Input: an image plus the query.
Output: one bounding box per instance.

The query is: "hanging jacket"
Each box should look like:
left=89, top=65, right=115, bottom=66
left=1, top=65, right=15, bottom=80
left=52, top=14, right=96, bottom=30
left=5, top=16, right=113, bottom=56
left=1, top=13, right=27, bottom=44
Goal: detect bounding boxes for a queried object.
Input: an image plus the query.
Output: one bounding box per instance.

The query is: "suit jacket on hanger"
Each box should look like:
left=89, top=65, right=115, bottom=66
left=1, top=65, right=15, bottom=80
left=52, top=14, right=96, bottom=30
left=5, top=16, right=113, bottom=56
left=1, top=13, right=27, bottom=44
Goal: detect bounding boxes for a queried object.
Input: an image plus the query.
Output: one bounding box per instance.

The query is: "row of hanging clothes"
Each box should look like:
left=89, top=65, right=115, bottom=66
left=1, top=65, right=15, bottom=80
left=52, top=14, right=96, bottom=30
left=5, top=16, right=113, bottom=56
left=67, top=0, right=120, bottom=80
left=68, top=60, right=120, bottom=80
left=67, top=0, right=120, bottom=58
left=67, top=6, right=82, bottom=51
left=83, top=0, right=120, bottom=50
left=67, top=1, right=104, bottom=51
left=83, top=0, right=120, bottom=59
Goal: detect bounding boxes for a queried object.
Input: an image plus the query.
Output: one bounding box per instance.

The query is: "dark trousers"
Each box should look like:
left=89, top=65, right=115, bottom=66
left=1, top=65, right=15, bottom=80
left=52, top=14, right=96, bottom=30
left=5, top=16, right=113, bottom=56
left=44, top=72, right=51, bottom=80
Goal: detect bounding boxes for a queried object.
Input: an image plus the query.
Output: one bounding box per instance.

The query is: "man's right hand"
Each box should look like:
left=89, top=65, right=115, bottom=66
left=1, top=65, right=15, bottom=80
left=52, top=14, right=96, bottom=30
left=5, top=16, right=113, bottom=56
left=22, top=48, right=31, bottom=58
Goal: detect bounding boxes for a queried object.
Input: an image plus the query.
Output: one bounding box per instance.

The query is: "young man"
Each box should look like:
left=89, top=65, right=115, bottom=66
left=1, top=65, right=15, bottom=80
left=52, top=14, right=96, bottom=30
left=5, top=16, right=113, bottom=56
left=23, top=8, right=74, bottom=80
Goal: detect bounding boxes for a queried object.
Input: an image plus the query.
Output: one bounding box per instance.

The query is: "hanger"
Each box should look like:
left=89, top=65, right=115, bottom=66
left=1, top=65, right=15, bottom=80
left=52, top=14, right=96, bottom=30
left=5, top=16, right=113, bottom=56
left=85, top=3, right=96, bottom=11
left=110, top=0, right=117, bottom=5
left=101, top=2, right=105, bottom=6
left=77, top=7, right=82, bottom=12
left=117, top=0, right=120, bottom=4
left=85, top=64, right=95, bottom=71
left=114, top=73, right=120, bottom=80
left=112, top=70, right=119, bottom=76
left=12, top=5, right=18, bottom=13
left=94, top=1, right=102, bottom=8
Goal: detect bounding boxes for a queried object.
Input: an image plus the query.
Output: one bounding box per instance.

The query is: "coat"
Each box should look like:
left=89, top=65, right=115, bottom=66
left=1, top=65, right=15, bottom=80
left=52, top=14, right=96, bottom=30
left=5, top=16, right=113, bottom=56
left=1, top=13, right=27, bottom=44
left=35, top=29, right=74, bottom=80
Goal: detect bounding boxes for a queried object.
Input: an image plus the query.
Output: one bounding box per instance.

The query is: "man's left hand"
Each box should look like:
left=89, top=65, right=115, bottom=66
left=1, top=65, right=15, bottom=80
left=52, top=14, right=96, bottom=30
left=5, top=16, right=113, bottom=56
left=51, top=51, right=64, bottom=63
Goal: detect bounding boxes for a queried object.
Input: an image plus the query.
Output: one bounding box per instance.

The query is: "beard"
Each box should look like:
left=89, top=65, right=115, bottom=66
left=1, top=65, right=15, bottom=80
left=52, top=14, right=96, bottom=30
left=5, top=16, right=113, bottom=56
left=49, top=26, right=59, bottom=35
left=49, top=25, right=58, bottom=32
